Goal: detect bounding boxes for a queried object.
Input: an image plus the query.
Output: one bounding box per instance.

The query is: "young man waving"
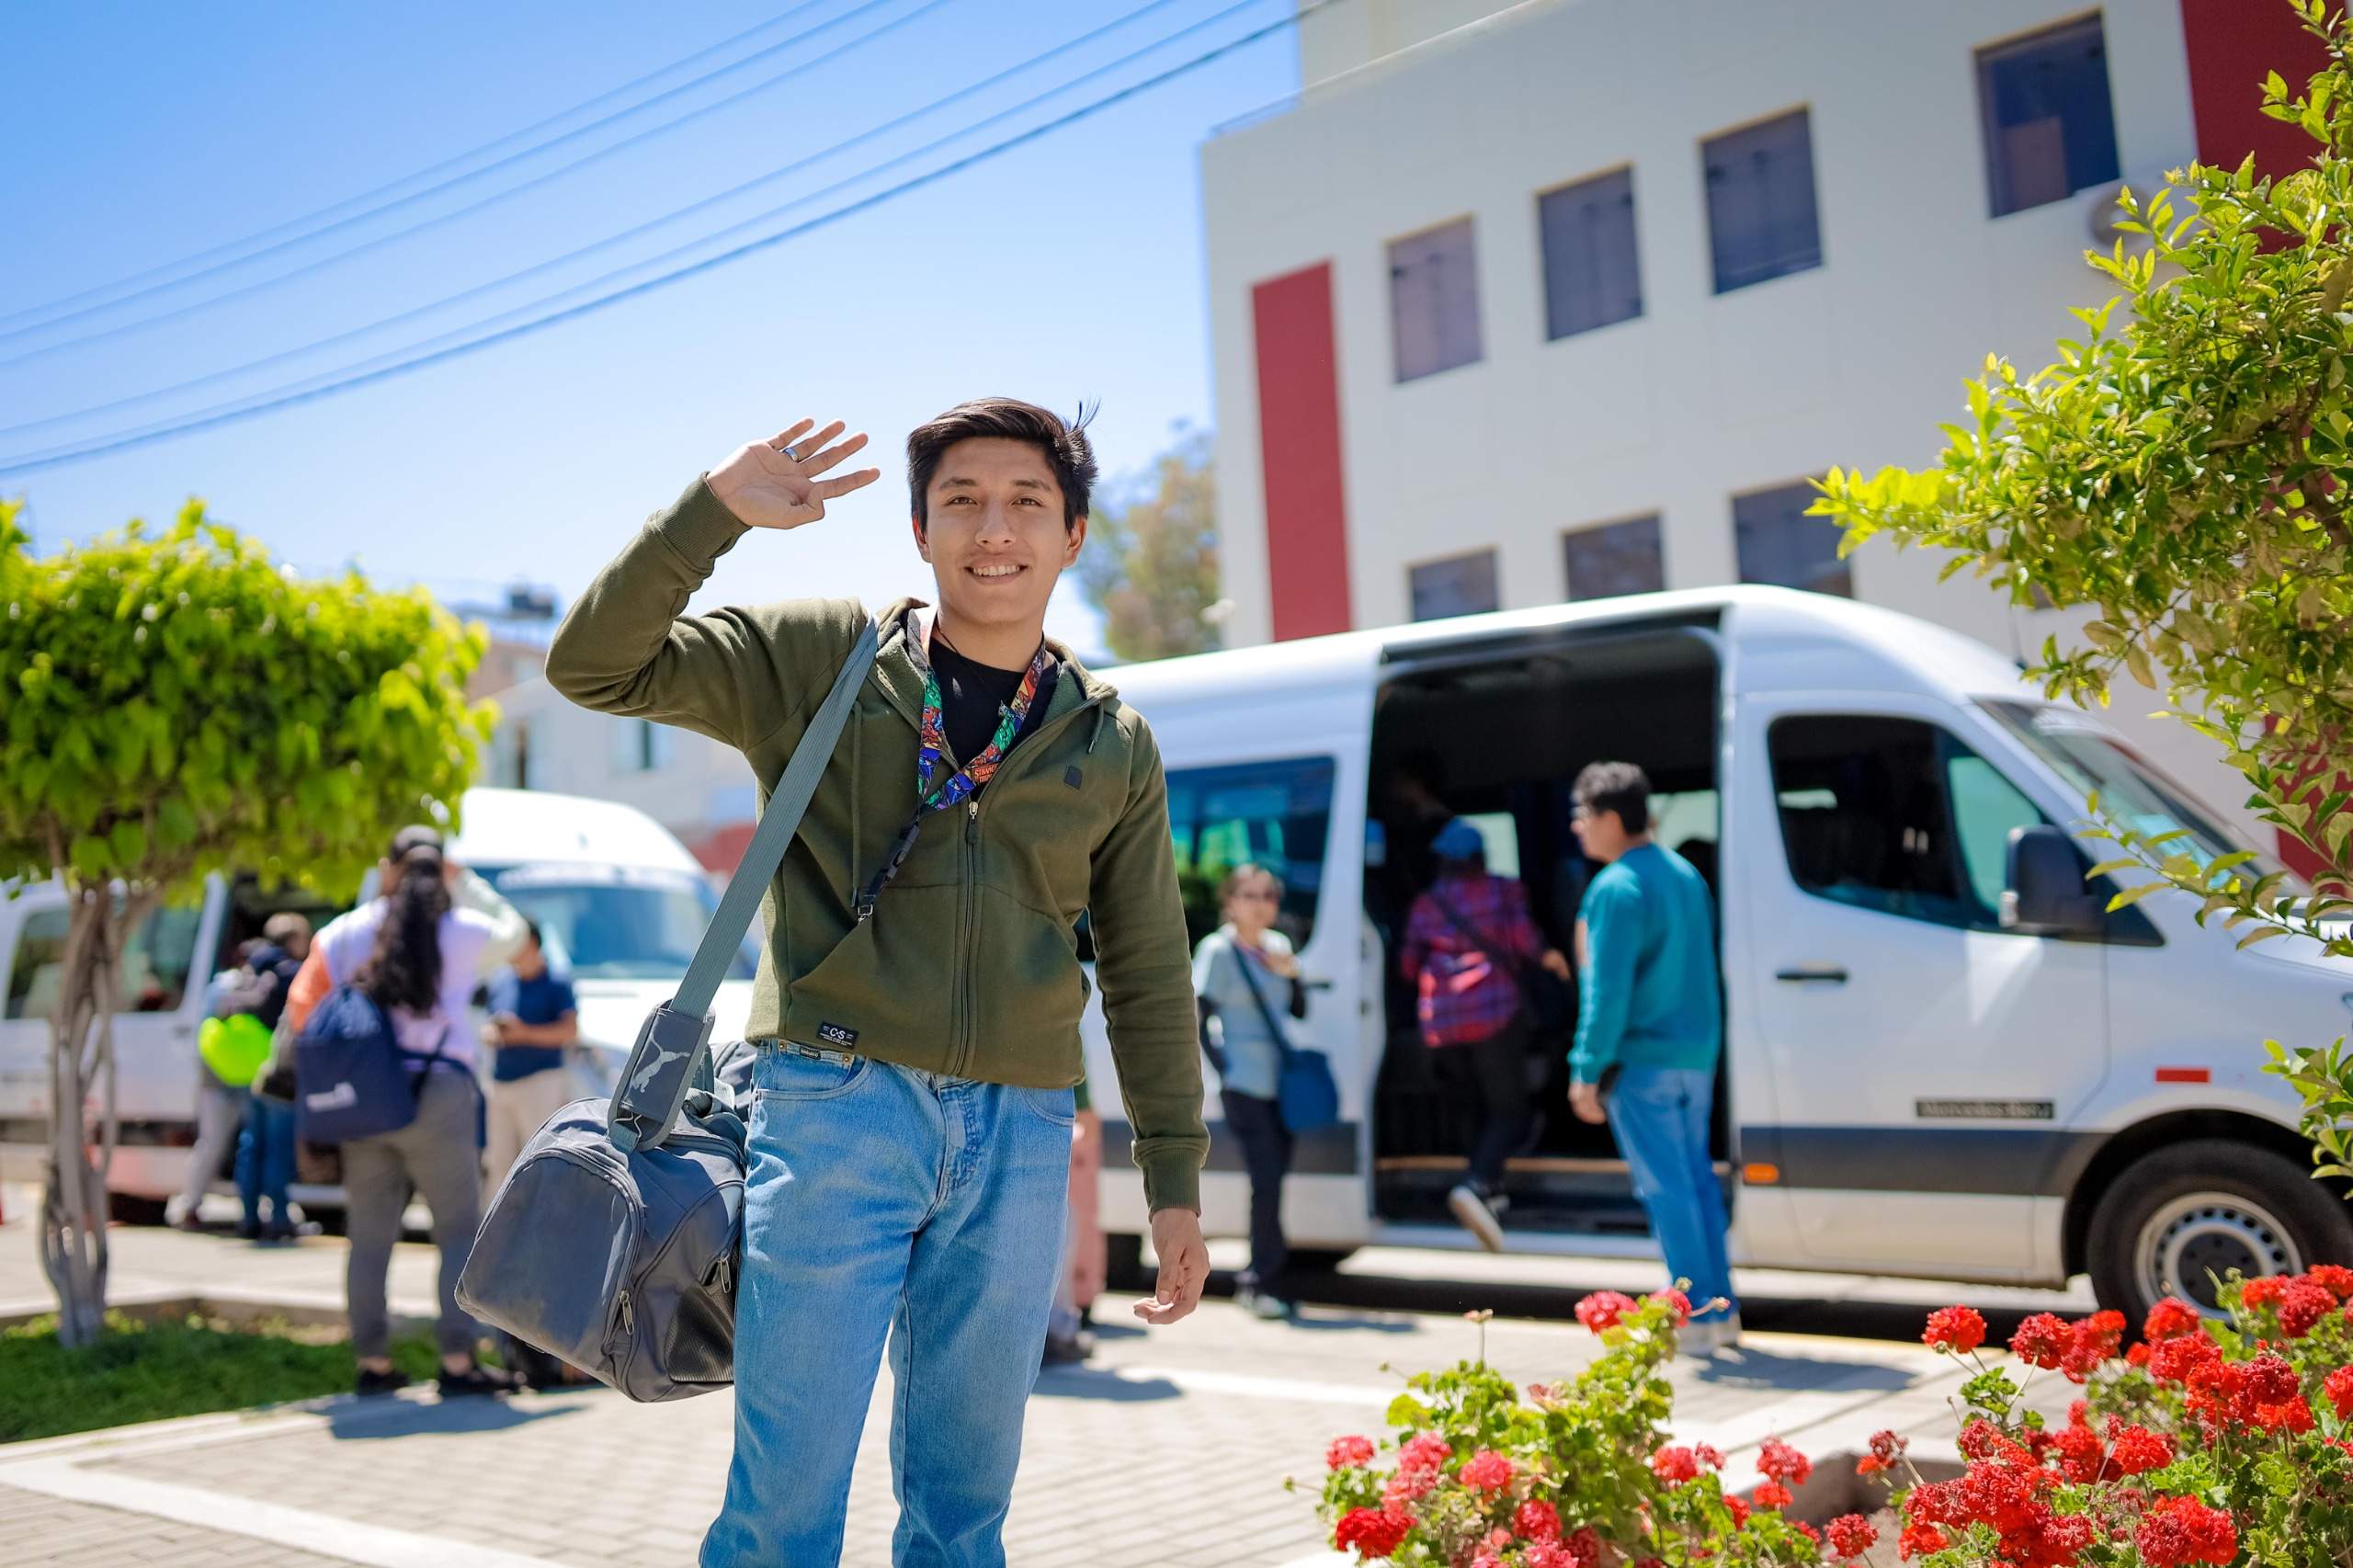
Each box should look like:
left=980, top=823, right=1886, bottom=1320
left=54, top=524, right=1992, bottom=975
left=547, top=399, right=1211, bottom=1566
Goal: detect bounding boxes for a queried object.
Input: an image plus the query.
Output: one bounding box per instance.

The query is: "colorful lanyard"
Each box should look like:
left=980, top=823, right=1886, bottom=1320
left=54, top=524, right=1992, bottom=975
left=854, top=626, right=1052, bottom=922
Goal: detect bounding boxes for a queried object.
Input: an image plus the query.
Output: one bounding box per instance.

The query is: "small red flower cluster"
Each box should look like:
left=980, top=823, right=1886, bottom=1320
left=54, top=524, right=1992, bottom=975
left=1855, top=1427, right=1908, bottom=1476
left=1823, top=1512, right=1879, bottom=1561
left=2006, top=1308, right=2128, bottom=1382
left=1574, top=1290, right=1636, bottom=1334
left=1756, top=1437, right=1813, bottom=1488
left=1923, top=1303, right=1987, bottom=1352
left=2134, top=1495, right=2237, bottom=1567
left=1327, top=1435, right=1375, bottom=1471
left=1333, top=1504, right=1413, bottom=1558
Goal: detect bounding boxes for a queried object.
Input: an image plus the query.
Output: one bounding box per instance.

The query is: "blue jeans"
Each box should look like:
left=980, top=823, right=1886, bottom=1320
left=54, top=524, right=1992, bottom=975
left=235, top=1096, right=296, bottom=1229
left=701, top=1045, right=1074, bottom=1568
left=1604, top=1065, right=1737, bottom=1320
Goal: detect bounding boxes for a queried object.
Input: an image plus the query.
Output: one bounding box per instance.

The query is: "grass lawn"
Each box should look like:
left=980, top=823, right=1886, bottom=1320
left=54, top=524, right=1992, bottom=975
left=0, top=1312, right=448, bottom=1443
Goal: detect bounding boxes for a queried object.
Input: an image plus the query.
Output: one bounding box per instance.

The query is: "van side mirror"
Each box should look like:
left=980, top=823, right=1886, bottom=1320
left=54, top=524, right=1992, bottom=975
left=2002, top=824, right=2105, bottom=937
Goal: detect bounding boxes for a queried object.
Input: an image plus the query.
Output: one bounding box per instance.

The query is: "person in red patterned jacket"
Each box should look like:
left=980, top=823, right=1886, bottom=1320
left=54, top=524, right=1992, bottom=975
left=1399, top=818, right=1570, bottom=1252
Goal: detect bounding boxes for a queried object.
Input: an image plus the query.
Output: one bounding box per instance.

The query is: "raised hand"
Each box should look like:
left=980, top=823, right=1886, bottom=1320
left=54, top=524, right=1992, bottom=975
left=707, top=418, right=884, bottom=530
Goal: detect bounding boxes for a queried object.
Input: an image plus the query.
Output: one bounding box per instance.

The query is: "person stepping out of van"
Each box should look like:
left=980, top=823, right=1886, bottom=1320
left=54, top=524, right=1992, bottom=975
left=1195, top=864, right=1311, bottom=1320
left=543, top=403, right=1211, bottom=1566
left=1401, top=820, right=1572, bottom=1253
left=1565, top=762, right=1738, bottom=1355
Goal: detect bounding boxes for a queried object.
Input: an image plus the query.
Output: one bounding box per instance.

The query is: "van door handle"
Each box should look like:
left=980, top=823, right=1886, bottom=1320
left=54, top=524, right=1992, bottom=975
left=1300, top=977, right=1336, bottom=993
left=1774, top=966, right=1849, bottom=985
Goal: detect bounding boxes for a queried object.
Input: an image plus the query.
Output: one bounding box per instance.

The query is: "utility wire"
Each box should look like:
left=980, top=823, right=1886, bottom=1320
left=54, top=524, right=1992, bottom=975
left=0, top=0, right=921, bottom=362
left=0, top=0, right=1189, bottom=444
left=0, top=0, right=1332, bottom=479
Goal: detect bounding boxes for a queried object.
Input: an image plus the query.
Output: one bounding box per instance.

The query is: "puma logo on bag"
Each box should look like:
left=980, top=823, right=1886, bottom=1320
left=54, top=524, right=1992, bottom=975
left=630, top=1045, right=686, bottom=1096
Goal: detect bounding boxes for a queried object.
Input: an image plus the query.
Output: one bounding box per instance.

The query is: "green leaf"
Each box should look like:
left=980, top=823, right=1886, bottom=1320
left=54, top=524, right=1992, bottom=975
left=2238, top=925, right=2291, bottom=949
left=2107, top=880, right=2168, bottom=912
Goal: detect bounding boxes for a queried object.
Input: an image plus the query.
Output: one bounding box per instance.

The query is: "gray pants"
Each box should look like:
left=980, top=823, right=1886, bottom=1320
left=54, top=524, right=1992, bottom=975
left=342, top=1069, right=483, bottom=1360
left=176, top=1078, right=248, bottom=1221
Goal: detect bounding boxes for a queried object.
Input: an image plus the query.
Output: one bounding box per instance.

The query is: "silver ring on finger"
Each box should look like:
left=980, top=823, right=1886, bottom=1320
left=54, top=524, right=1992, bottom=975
left=781, top=443, right=806, bottom=462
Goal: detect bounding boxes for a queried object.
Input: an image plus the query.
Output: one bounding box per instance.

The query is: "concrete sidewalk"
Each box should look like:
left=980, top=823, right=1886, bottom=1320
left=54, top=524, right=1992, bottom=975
left=6, top=1199, right=2078, bottom=1566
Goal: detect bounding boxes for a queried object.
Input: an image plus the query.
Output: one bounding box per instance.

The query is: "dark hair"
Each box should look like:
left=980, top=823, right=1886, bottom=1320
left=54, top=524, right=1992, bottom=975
left=1218, top=863, right=1284, bottom=908
left=1574, top=761, right=1652, bottom=835
left=521, top=917, right=543, bottom=950
left=362, top=827, right=449, bottom=1013
left=906, top=397, right=1097, bottom=533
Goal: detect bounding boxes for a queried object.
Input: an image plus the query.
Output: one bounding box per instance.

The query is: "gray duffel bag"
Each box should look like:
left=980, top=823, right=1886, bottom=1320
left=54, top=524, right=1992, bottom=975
left=456, top=620, right=876, bottom=1403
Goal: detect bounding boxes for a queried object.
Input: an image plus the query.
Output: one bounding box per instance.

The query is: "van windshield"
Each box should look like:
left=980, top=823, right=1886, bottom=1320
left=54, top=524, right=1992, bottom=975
left=1978, top=700, right=2267, bottom=874
left=479, top=865, right=757, bottom=983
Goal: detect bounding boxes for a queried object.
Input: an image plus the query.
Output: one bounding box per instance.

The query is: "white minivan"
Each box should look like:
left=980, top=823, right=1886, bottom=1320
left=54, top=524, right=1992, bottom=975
left=1078, top=585, right=2353, bottom=1323
left=0, top=787, right=753, bottom=1221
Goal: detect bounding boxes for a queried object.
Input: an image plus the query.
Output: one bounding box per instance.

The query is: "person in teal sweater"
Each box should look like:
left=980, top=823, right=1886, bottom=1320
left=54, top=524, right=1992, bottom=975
left=1565, top=761, right=1738, bottom=1353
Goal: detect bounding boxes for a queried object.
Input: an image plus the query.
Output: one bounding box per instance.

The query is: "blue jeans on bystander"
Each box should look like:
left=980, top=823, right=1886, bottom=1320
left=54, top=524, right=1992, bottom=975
left=699, top=1043, right=1074, bottom=1568
left=1603, top=1065, right=1737, bottom=1322
left=236, top=1096, right=298, bottom=1232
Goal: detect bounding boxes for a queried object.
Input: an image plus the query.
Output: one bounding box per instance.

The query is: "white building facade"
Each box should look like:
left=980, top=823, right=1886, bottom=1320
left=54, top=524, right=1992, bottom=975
left=1203, top=0, right=2310, bottom=848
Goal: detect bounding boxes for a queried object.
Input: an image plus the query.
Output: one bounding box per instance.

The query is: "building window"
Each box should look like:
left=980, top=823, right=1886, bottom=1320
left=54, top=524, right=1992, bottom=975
left=1976, top=16, right=2120, bottom=217
left=1563, top=515, right=1665, bottom=600
left=1702, top=109, right=1823, bottom=293
left=1539, top=168, right=1642, bottom=339
left=1389, top=218, right=1483, bottom=381
left=1409, top=550, right=1500, bottom=621
left=612, top=717, right=675, bottom=775
left=1733, top=481, right=1850, bottom=597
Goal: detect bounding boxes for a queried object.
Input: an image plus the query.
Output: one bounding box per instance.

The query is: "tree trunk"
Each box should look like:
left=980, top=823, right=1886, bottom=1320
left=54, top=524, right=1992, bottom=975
left=39, top=887, right=126, bottom=1349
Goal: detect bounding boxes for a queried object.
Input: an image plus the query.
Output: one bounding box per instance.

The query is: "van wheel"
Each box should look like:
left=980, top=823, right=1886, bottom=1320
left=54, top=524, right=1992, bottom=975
left=2086, top=1139, right=2353, bottom=1325
left=108, top=1192, right=170, bottom=1226
left=1105, top=1232, right=1148, bottom=1292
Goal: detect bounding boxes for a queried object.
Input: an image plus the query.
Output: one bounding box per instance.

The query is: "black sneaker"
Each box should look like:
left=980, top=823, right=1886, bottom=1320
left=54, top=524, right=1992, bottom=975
left=437, top=1362, right=521, bottom=1398
left=355, top=1367, right=412, bottom=1397
left=235, top=1219, right=262, bottom=1242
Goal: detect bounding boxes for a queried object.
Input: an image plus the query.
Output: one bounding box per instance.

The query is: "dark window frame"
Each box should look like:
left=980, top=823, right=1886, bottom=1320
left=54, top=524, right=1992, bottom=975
left=1975, top=13, right=2122, bottom=219
left=1537, top=165, right=1644, bottom=340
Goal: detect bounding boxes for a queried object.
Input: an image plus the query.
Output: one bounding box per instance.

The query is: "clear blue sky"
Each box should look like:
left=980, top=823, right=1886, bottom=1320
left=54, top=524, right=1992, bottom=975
left=0, top=0, right=1302, bottom=658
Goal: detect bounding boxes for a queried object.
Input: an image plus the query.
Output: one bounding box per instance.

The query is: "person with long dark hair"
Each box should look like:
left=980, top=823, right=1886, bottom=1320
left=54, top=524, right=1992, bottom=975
left=286, top=825, right=528, bottom=1395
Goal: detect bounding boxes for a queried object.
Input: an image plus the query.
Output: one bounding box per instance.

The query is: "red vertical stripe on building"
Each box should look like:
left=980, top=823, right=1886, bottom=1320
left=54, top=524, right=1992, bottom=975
left=1252, top=263, right=1353, bottom=642
left=2180, top=0, right=2329, bottom=177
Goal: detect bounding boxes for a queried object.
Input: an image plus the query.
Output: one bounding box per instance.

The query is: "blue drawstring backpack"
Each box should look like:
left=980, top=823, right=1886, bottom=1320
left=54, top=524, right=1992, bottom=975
left=293, top=983, right=452, bottom=1143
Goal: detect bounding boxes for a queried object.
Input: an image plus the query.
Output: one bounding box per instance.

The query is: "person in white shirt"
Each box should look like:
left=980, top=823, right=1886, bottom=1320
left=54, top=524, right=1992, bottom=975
left=285, top=825, right=527, bottom=1396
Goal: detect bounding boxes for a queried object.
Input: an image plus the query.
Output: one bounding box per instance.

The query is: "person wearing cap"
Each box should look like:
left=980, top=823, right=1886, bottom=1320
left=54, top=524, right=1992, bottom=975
left=285, top=825, right=529, bottom=1396
left=1565, top=761, right=1735, bottom=1352
left=1399, top=818, right=1571, bottom=1252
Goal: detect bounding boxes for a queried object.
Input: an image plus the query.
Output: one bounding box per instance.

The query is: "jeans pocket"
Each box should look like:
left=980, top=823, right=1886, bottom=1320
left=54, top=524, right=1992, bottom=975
left=1012, top=1085, right=1077, bottom=1128
left=753, top=1047, right=870, bottom=1102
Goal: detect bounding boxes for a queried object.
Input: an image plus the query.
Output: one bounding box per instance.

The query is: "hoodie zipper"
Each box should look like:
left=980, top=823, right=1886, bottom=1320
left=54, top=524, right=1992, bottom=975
left=948, top=696, right=1103, bottom=1075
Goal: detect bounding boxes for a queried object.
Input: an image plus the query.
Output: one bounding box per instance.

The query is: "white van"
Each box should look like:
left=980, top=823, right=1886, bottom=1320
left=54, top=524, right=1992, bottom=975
left=0, top=787, right=753, bottom=1220
left=1078, top=585, right=2353, bottom=1323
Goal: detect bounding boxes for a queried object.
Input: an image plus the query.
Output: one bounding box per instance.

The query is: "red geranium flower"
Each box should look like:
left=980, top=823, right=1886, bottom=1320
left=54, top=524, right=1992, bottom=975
left=1334, top=1506, right=1414, bottom=1558
left=2135, top=1496, right=2236, bottom=1567
left=1825, top=1514, right=1879, bottom=1560
left=1575, top=1290, right=1637, bottom=1333
left=1326, top=1435, right=1375, bottom=1471
left=2109, top=1422, right=2174, bottom=1475
left=2010, top=1312, right=2072, bottom=1369
left=1757, top=1437, right=1813, bottom=1486
left=1897, top=1522, right=1949, bottom=1559
left=2282, top=1278, right=2336, bottom=1338
left=1459, top=1449, right=1514, bottom=1491
left=2241, top=1276, right=2288, bottom=1310
left=2246, top=1350, right=2301, bottom=1406
left=2325, top=1364, right=2353, bottom=1419
left=1398, top=1432, right=1452, bottom=1472
left=1693, top=1443, right=1725, bottom=1471
left=1383, top=1468, right=1438, bottom=1506
left=2143, top=1296, right=2202, bottom=1341
left=1512, top=1499, right=1561, bottom=1542
left=1650, top=1447, right=1699, bottom=1485
left=1724, top=1494, right=1750, bottom=1527
left=2127, top=1341, right=2153, bottom=1367
left=2312, top=1263, right=2353, bottom=1301
left=1752, top=1483, right=1793, bottom=1510
left=1925, top=1304, right=1987, bottom=1353
left=1563, top=1528, right=1602, bottom=1568
left=1646, top=1288, right=1692, bottom=1326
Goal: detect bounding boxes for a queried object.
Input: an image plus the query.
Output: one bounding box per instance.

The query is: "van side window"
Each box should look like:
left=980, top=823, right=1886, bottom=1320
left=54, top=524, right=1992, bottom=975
left=4, top=902, right=204, bottom=1020
left=1768, top=716, right=2043, bottom=932
left=1165, top=757, right=1337, bottom=951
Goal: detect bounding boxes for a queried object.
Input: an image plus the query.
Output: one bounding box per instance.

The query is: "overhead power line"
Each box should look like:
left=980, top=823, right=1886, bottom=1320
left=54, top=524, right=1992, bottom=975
left=0, top=0, right=1335, bottom=479
left=0, top=0, right=1189, bottom=446
left=0, top=0, right=934, bottom=368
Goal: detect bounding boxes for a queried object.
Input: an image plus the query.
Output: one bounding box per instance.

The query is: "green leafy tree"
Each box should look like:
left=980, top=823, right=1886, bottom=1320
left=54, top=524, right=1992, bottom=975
left=1075, top=426, right=1222, bottom=663
left=1810, top=1, right=2353, bottom=1175
left=0, top=498, right=490, bottom=1345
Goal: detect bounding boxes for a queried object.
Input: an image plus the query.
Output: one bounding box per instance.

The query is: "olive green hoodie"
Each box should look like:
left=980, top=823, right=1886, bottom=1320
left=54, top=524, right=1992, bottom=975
left=545, top=477, right=1207, bottom=1212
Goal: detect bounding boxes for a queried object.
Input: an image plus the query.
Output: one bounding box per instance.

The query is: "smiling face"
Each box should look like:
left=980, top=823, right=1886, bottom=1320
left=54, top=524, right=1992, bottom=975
left=913, top=436, right=1086, bottom=647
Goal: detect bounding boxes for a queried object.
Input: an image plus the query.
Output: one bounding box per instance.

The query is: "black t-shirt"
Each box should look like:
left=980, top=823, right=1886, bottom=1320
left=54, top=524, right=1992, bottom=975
left=929, top=637, right=1059, bottom=790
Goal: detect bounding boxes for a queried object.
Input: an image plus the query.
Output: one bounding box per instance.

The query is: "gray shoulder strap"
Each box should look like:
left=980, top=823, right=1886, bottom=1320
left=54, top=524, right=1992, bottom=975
left=676, top=619, right=879, bottom=1018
